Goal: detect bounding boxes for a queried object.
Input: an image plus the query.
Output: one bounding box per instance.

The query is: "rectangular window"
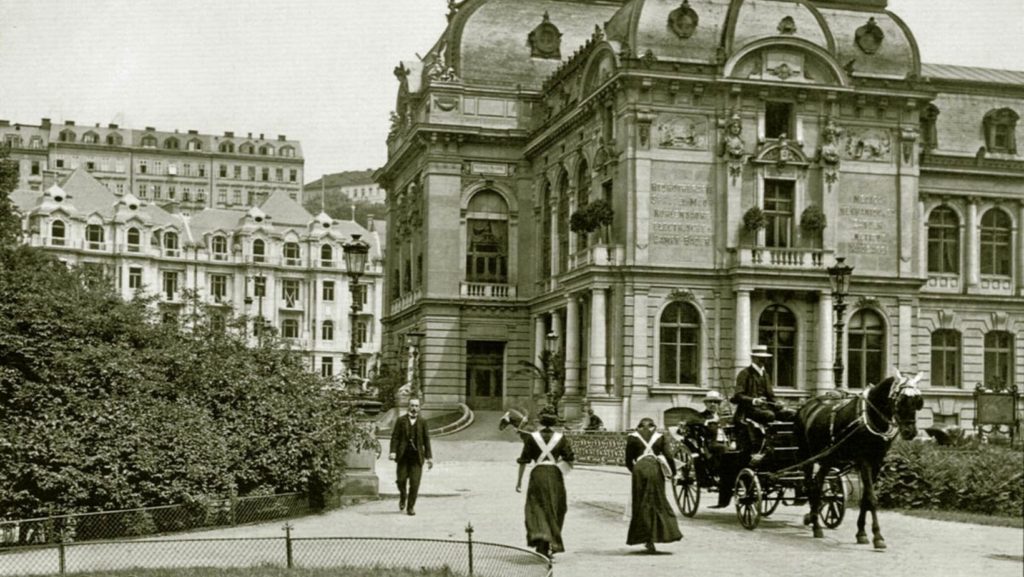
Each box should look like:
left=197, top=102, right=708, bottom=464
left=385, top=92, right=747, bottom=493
left=354, top=319, right=369, bottom=349
left=282, top=279, right=300, bottom=306
left=233, top=190, right=242, bottom=205
left=466, top=219, right=508, bottom=283
left=984, top=332, right=1015, bottom=389
left=115, top=183, right=124, bottom=195
left=198, top=164, right=206, bottom=177
left=248, top=166, right=256, bottom=181
left=763, top=179, right=794, bottom=248
left=128, top=267, right=143, bottom=290
left=211, top=274, right=227, bottom=300
left=167, top=162, right=177, bottom=175
left=930, top=330, right=961, bottom=388
left=281, top=318, right=299, bottom=339
left=321, top=322, right=334, bottom=341
left=254, top=276, right=266, bottom=298
left=289, top=169, right=297, bottom=182
left=219, top=164, right=228, bottom=178
left=275, top=168, right=283, bottom=181
left=765, top=102, right=793, bottom=139
left=31, top=161, right=40, bottom=175
left=168, top=185, right=176, bottom=200
left=55, top=158, right=65, bottom=169
left=138, top=160, right=147, bottom=174
left=219, top=188, right=228, bottom=205
left=152, top=184, right=161, bottom=200
left=261, top=167, right=269, bottom=181
left=233, top=165, right=242, bottom=179
left=162, top=271, right=178, bottom=300
left=154, top=161, right=163, bottom=175
left=138, top=183, right=147, bottom=198
left=182, top=187, right=191, bottom=201
left=323, top=280, right=335, bottom=301
left=321, top=356, right=334, bottom=377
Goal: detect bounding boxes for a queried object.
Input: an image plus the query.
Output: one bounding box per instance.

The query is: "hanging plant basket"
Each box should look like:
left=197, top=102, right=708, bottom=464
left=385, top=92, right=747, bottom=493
left=570, top=199, right=615, bottom=234
left=800, top=204, right=827, bottom=233
left=742, top=206, right=768, bottom=233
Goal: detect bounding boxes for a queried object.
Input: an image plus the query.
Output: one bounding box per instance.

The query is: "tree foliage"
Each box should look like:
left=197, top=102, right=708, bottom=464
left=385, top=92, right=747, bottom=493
left=0, top=247, right=375, bottom=519
left=0, top=143, right=22, bottom=246
left=303, top=190, right=385, bottom=230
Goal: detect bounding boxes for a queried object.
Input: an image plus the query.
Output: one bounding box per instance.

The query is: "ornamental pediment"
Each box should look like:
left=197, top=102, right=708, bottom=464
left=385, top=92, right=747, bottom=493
left=752, top=139, right=809, bottom=168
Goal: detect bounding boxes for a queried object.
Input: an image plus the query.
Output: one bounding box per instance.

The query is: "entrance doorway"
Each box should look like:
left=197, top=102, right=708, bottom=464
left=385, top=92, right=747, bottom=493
left=466, top=340, right=505, bottom=410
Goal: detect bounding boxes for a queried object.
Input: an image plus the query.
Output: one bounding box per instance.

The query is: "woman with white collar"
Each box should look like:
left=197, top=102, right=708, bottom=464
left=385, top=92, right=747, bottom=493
left=625, top=417, right=683, bottom=553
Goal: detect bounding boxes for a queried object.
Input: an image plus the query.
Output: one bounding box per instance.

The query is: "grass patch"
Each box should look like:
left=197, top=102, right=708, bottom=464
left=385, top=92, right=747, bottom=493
left=16, top=565, right=460, bottom=577
left=896, top=508, right=1024, bottom=529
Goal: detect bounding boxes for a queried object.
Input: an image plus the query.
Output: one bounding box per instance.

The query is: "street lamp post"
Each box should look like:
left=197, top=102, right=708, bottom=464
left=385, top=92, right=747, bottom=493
left=544, top=331, right=563, bottom=414
left=405, top=331, right=425, bottom=399
left=827, top=256, right=854, bottom=389
left=343, top=234, right=370, bottom=394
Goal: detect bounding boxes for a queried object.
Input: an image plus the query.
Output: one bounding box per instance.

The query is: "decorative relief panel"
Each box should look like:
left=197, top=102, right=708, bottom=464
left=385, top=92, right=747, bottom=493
left=656, top=114, right=708, bottom=150
left=842, top=128, right=892, bottom=162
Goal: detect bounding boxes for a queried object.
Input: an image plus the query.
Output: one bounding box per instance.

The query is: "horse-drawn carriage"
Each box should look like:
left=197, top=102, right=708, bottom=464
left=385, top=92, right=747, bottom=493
left=671, top=412, right=847, bottom=531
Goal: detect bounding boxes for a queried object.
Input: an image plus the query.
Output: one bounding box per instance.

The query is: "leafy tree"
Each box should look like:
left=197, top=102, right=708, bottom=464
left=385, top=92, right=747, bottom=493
left=0, top=143, right=22, bottom=247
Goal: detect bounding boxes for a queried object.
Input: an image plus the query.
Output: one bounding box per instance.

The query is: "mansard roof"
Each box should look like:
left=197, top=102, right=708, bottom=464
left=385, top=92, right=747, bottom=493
left=258, top=190, right=314, bottom=227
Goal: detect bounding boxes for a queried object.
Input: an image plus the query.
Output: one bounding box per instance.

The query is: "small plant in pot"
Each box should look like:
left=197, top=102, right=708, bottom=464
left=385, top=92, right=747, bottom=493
left=742, top=206, right=768, bottom=240
left=799, top=204, right=827, bottom=246
left=570, top=198, right=614, bottom=240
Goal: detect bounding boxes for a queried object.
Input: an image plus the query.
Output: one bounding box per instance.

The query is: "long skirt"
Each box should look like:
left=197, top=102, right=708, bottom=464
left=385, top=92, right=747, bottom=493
left=524, top=465, right=567, bottom=553
left=627, top=457, right=683, bottom=545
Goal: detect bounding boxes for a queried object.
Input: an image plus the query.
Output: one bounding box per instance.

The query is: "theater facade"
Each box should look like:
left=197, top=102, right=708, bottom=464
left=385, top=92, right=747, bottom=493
left=378, top=0, right=1023, bottom=430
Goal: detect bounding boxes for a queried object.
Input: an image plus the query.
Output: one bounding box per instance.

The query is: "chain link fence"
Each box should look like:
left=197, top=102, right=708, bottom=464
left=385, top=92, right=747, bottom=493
left=0, top=529, right=551, bottom=577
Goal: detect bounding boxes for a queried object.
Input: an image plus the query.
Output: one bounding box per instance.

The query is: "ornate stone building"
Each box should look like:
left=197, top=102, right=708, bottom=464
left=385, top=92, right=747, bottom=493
left=11, top=168, right=384, bottom=383
left=1, top=118, right=304, bottom=211
left=379, top=0, right=1022, bottom=430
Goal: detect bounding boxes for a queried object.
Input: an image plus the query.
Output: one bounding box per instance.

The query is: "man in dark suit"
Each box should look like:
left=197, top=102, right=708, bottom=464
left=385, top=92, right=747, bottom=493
left=389, top=397, right=433, bottom=516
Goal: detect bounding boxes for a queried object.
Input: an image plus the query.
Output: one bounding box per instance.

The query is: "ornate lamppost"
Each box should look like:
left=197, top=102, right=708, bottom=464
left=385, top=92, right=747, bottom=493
left=544, top=331, right=564, bottom=415
left=343, top=234, right=370, bottom=394
left=827, top=256, right=854, bottom=389
left=405, top=331, right=425, bottom=399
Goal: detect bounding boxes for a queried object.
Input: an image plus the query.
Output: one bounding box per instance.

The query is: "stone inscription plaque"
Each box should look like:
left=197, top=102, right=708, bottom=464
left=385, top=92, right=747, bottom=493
left=839, top=193, right=896, bottom=255
left=649, top=182, right=713, bottom=250
left=565, top=431, right=627, bottom=465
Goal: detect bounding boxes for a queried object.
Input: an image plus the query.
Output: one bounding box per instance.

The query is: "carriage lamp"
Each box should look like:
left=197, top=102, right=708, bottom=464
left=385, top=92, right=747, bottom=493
left=827, top=256, right=854, bottom=388
left=343, top=234, right=371, bottom=390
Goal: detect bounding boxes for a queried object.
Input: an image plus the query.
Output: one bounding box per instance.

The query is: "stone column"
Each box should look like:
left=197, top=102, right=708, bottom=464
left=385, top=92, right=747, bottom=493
left=966, top=198, right=978, bottom=289
left=817, top=291, right=835, bottom=393
left=631, top=288, right=650, bottom=391
left=534, top=315, right=546, bottom=398
left=564, top=296, right=580, bottom=398
left=734, top=288, right=752, bottom=375
left=589, top=287, right=608, bottom=396
left=898, top=297, right=914, bottom=371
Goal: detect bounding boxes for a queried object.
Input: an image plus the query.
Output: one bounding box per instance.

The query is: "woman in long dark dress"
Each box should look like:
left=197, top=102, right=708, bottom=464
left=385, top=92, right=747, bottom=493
left=516, top=406, right=575, bottom=559
left=625, top=417, right=683, bottom=553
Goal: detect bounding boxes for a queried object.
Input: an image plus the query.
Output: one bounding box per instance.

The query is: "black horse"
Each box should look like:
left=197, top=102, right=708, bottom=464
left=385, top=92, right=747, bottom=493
left=795, top=369, right=924, bottom=549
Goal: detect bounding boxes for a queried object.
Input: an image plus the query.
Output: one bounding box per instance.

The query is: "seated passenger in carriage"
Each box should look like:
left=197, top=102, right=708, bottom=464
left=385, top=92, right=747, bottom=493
left=694, top=390, right=729, bottom=469
left=730, top=345, right=795, bottom=460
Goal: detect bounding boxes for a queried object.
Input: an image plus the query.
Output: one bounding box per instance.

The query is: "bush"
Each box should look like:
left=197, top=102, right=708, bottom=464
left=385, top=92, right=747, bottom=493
left=742, top=206, right=767, bottom=233
left=876, top=441, right=1024, bottom=518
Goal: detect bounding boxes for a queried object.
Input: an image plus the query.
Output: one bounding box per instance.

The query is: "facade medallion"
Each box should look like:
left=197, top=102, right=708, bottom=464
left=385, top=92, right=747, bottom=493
left=843, top=128, right=892, bottom=161
left=855, top=17, right=885, bottom=55
left=529, top=11, right=562, bottom=59
left=668, top=0, right=699, bottom=39
left=434, top=96, right=459, bottom=112
left=656, top=114, right=708, bottom=150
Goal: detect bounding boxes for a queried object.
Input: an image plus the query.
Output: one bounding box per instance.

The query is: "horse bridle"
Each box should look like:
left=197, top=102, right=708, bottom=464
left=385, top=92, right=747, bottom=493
left=861, top=377, right=922, bottom=440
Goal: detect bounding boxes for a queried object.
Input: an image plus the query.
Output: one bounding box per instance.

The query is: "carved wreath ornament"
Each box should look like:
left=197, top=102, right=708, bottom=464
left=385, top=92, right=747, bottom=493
left=668, top=0, right=699, bottom=39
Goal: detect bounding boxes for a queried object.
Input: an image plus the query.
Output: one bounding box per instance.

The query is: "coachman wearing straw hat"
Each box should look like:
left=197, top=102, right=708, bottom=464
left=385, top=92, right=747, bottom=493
left=731, top=344, right=785, bottom=461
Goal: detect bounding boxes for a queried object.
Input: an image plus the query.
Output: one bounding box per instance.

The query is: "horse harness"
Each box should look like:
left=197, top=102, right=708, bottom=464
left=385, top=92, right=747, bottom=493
left=531, top=431, right=563, bottom=466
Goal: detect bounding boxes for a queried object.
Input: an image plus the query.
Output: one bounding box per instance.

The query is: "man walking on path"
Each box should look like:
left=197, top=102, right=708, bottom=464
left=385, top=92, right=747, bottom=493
left=389, top=397, right=433, bottom=516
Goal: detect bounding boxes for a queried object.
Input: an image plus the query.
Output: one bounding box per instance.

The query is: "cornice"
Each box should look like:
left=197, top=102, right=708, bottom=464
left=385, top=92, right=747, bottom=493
left=921, top=152, right=1024, bottom=177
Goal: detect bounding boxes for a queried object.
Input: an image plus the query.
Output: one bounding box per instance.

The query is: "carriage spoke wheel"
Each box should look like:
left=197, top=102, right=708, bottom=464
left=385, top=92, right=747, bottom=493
left=759, top=485, right=783, bottom=517
left=819, top=469, right=847, bottom=529
left=672, top=451, right=701, bottom=517
left=734, top=469, right=762, bottom=530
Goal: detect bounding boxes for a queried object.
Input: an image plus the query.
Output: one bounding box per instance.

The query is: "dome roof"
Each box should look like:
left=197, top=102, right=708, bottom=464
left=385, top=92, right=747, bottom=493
left=449, top=0, right=625, bottom=90
left=606, top=0, right=731, bottom=64
left=727, top=0, right=832, bottom=55
left=814, top=6, right=918, bottom=78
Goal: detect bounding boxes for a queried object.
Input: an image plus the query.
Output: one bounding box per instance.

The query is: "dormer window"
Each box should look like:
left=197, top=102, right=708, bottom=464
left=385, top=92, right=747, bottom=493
left=252, top=238, right=266, bottom=263
left=164, top=137, right=180, bottom=150
left=82, top=132, right=99, bottom=144
left=283, top=242, right=300, bottom=266
left=106, top=133, right=123, bottom=146
left=141, top=135, right=157, bottom=148
left=765, top=102, right=793, bottom=140
left=983, top=108, right=1019, bottom=154
left=50, top=221, right=66, bottom=246
left=59, top=129, right=76, bottom=143
left=187, top=138, right=202, bottom=151
left=219, top=141, right=235, bottom=153
left=127, top=228, right=141, bottom=252
left=211, top=235, right=228, bottom=260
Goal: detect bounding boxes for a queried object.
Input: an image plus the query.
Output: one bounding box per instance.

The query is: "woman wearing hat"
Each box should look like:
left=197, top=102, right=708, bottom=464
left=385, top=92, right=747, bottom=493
left=624, top=417, right=683, bottom=553
left=515, top=405, right=575, bottom=559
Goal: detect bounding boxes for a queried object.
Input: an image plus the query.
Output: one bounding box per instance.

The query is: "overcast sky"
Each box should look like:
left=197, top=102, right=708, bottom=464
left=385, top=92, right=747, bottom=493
left=1, top=0, right=1021, bottom=182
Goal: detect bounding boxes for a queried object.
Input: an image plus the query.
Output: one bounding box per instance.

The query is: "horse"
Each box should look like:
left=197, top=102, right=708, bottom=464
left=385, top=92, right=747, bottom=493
left=795, top=368, right=924, bottom=549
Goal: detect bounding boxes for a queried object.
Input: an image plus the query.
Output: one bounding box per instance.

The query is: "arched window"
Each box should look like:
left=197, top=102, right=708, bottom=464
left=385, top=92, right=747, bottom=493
left=465, top=190, right=508, bottom=283
left=219, top=141, right=235, bottom=153
left=211, top=235, right=227, bottom=259
left=163, top=231, right=179, bottom=255
left=758, top=304, right=796, bottom=388
left=281, top=318, right=299, bottom=339
left=106, top=133, right=123, bottom=146
left=321, top=320, right=334, bottom=341
left=50, top=221, right=66, bottom=246
left=252, top=238, right=266, bottom=263
left=141, top=135, right=157, bottom=148
left=280, top=146, right=295, bottom=158
left=984, top=331, right=1015, bottom=389
left=86, top=224, right=105, bottom=250
left=931, top=329, right=961, bottom=388
left=848, top=309, right=884, bottom=388
left=575, top=159, right=590, bottom=251
left=164, top=137, right=180, bottom=150
left=284, top=242, right=301, bottom=266
left=320, top=244, right=333, bottom=267
left=983, top=108, right=1019, bottom=154
left=126, top=227, right=140, bottom=252
left=187, top=138, right=202, bottom=151
left=240, top=142, right=255, bottom=154
left=557, top=170, right=570, bottom=273
left=258, top=144, right=273, bottom=156
left=980, top=209, right=1012, bottom=277
left=82, top=131, right=99, bottom=144
left=927, top=206, right=959, bottom=274
left=59, top=129, right=76, bottom=143
left=541, top=180, right=552, bottom=280
left=659, top=301, right=701, bottom=385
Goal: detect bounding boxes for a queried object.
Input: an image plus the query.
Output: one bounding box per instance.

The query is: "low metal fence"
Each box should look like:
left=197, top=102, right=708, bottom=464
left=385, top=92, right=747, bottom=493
left=0, top=524, right=551, bottom=577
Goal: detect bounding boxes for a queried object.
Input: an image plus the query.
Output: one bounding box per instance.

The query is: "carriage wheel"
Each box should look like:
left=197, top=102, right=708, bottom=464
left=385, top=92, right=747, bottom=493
left=819, top=469, right=847, bottom=529
left=672, top=451, right=701, bottom=517
left=760, top=486, right=784, bottom=517
left=734, top=469, right=762, bottom=530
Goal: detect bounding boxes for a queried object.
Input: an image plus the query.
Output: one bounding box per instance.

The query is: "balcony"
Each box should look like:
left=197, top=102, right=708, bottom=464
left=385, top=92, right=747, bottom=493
left=284, top=257, right=302, bottom=267
left=390, top=289, right=421, bottom=314
left=570, top=244, right=626, bottom=269
left=460, top=281, right=517, bottom=300
left=732, top=247, right=829, bottom=270
left=163, top=249, right=181, bottom=258
left=86, top=242, right=108, bottom=252
left=212, top=252, right=230, bottom=262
